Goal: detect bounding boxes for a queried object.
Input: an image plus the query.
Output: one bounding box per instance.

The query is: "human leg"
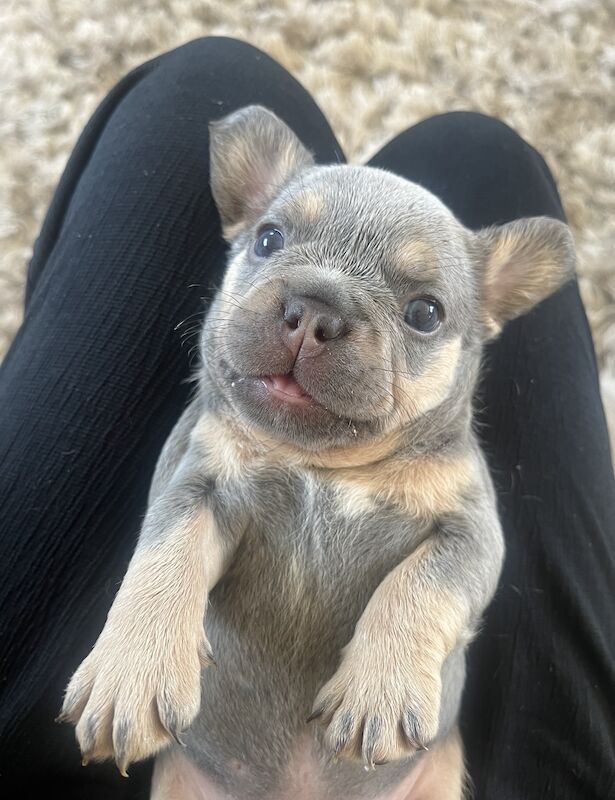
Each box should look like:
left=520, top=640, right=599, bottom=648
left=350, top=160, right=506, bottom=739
left=369, top=111, right=615, bottom=799
left=0, top=37, right=342, bottom=798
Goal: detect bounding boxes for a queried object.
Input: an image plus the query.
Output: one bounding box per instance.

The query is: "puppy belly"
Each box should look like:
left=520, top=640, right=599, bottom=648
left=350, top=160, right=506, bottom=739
left=151, top=743, right=326, bottom=800
left=152, top=750, right=231, bottom=800
left=149, top=736, right=460, bottom=800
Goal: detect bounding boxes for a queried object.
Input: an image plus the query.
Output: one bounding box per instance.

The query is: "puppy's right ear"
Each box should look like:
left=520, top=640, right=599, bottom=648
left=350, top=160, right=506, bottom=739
left=475, top=216, right=576, bottom=338
left=209, top=106, right=313, bottom=240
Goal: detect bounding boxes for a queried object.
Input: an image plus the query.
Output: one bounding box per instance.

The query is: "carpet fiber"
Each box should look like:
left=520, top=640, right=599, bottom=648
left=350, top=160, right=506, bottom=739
left=1, top=0, right=614, bottom=444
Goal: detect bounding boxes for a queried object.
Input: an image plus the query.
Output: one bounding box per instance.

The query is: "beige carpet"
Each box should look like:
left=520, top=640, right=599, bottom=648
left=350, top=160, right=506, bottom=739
left=2, top=0, right=615, bottom=446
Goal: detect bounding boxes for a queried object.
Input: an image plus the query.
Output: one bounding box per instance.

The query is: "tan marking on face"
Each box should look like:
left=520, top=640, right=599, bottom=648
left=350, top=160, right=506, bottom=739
left=332, top=452, right=475, bottom=519
left=292, top=190, right=326, bottom=223
left=394, top=336, right=462, bottom=422
left=393, top=240, right=439, bottom=282
left=222, top=220, right=245, bottom=241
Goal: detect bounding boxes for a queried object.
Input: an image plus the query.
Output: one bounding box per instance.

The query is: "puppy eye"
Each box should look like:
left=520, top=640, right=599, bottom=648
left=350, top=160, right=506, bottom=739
left=404, top=298, right=442, bottom=333
left=254, top=227, right=284, bottom=257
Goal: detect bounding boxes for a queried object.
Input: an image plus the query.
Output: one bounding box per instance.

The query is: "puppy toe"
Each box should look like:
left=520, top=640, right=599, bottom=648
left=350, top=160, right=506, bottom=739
left=112, top=699, right=164, bottom=775
left=76, top=699, right=115, bottom=761
left=401, top=709, right=431, bottom=751
left=59, top=659, right=95, bottom=724
left=156, top=693, right=189, bottom=746
left=326, top=708, right=362, bottom=761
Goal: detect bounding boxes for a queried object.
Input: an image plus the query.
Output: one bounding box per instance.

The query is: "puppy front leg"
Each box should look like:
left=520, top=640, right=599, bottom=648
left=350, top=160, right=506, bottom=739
left=60, top=452, right=232, bottom=774
left=311, top=497, right=504, bottom=768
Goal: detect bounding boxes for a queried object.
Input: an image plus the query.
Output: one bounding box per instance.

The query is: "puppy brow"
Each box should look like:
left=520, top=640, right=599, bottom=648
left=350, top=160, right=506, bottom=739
left=392, top=241, right=440, bottom=283
left=289, top=191, right=326, bottom=223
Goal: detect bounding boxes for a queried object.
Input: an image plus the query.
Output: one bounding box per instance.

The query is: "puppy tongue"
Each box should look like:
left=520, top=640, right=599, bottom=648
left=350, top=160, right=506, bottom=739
left=270, top=374, right=308, bottom=398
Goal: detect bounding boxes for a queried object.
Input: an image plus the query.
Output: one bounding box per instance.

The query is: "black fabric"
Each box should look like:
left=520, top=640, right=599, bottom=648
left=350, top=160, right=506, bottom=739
left=0, top=37, right=613, bottom=799
left=370, top=114, right=615, bottom=799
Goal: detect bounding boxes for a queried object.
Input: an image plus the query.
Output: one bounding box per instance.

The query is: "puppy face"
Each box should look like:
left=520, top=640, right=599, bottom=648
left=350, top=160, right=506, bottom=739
left=202, top=107, right=575, bottom=452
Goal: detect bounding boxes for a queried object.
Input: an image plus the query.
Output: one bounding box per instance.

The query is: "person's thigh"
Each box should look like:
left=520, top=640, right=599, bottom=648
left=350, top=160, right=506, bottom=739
left=0, top=37, right=342, bottom=799
left=369, top=112, right=615, bottom=799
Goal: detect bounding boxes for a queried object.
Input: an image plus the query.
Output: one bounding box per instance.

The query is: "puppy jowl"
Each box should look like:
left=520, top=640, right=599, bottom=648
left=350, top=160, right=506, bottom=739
left=60, top=106, right=575, bottom=799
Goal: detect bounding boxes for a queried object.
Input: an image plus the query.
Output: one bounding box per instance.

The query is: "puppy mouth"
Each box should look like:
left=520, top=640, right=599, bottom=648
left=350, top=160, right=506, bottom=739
left=223, top=361, right=323, bottom=412
left=261, top=373, right=315, bottom=407
left=219, top=358, right=384, bottom=444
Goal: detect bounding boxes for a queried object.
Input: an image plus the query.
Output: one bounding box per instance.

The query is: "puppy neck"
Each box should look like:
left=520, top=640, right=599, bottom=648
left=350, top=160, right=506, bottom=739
left=201, top=396, right=472, bottom=474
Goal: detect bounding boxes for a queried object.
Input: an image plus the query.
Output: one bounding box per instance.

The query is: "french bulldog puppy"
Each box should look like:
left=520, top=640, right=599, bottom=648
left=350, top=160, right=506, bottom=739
left=60, top=106, right=575, bottom=800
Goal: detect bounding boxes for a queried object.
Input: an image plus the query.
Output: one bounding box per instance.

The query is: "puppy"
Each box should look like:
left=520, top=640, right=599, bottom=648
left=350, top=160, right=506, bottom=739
left=60, top=106, right=575, bottom=800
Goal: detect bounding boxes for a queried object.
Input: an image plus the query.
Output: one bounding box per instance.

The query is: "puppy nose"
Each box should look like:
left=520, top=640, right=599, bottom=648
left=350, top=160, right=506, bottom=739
left=282, top=296, right=346, bottom=359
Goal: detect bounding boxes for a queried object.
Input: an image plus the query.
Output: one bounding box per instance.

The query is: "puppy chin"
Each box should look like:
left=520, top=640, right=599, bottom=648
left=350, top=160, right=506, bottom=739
left=223, top=373, right=380, bottom=450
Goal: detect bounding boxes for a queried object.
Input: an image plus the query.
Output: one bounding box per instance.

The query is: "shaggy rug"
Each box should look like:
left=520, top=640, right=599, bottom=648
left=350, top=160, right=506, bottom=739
left=1, top=0, right=615, bottom=445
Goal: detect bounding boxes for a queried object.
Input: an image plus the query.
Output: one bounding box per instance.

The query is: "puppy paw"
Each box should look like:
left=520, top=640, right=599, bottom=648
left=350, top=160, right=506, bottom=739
left=309, top=645, right=441, bottom=767
left=59, top=622, right=213, bottom=774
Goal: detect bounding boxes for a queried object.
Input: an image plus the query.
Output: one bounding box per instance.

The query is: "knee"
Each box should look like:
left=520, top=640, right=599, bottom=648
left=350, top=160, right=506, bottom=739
left=164, top=35, right=268, bottom=72
left=154, top=36, right=283, bottom=99
left=429, top=110, right=519, bottom=141
left=390, top=110, right=564, bottom=225
left=422, top=111, right=538, bottom=165
left=427, top=111, right=559, bottom=194
left=97, top=35, right=288, bottom=160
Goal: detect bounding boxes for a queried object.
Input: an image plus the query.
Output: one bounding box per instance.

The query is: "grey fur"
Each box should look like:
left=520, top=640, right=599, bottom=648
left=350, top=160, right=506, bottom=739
left=61, top=106, right=576, bottom=800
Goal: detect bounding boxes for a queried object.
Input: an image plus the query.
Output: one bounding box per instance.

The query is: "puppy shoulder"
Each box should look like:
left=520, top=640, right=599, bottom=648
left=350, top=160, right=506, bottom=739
left=148, top=396, right=203, bottom=504
left=329, top=445, right=484, bottom=520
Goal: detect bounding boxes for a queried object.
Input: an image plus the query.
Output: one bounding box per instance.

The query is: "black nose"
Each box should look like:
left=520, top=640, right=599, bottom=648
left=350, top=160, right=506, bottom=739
left=282, top=296, right=347, bottom=359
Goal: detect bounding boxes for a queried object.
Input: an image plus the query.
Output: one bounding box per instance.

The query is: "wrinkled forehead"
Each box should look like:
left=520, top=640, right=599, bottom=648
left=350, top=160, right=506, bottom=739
left=266, top=165, right=471, bottom=287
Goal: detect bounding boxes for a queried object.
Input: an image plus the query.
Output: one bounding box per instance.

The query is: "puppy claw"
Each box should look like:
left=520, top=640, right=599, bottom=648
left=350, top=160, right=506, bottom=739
left=198, top=639, right=216, bottom=668
left=115, top=758, right=129, bottom=778
left=401, top=710, right=430, bottom=752
left=159, top=719, right=186, bottom=748
left=155, top=696, right=191, bottom=749
left=326, top=753, right=339, bottom=767
left=171, top=730, right=186, bottom=747
left=306, top=707, right=324, bottom=724
left=332, top=710, right=355, bottom=758
left=361, top=716, right=383, bottom=768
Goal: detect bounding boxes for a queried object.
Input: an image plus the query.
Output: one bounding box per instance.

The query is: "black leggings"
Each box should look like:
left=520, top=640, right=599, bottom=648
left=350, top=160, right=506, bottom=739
left=1, top=37, right=614, bottom=800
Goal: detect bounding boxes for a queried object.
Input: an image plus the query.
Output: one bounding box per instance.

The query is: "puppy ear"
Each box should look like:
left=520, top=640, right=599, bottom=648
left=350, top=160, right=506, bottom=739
left=209, top=105, right=314, bottom=239
left=475, top=216, right=576, bottom=337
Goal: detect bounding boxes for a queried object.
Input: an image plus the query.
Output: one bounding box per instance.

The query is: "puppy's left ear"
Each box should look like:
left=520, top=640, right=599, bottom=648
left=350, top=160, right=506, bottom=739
left=209, top=105, right=314, bottom=239
left=475, top=216, right=576, bottom=338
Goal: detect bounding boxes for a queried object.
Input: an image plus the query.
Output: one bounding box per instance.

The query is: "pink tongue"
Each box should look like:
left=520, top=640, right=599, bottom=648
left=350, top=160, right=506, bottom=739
left=270, top=374, right=307, bottom=398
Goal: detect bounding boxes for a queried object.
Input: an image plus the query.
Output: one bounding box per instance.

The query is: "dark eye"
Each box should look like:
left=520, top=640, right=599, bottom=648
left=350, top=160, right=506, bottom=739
left=254, top=227, right=284, bottom=257
left=404, top=298, right=442, bottom=333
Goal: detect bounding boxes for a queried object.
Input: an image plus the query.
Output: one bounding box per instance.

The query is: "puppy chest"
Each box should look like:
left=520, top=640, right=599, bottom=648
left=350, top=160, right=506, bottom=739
left=211, top=470, right=428, bottom=652
left=187, top=471, right=435, bottom=795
